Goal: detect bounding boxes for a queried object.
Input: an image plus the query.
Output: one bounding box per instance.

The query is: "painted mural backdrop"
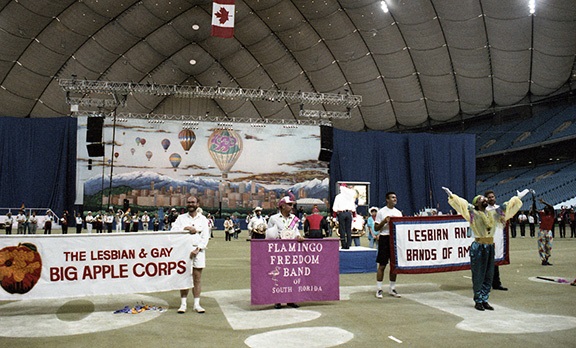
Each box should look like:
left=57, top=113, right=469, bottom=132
left=76, top=117, right=329, bottom=216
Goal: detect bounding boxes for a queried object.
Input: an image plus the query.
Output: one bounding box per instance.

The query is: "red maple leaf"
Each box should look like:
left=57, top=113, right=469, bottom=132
left=215, top=7, right=230, bottom=25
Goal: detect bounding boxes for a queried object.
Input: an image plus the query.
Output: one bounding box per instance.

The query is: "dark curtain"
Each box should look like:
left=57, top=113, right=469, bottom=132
left=330, top=130, right=475, bottom=215
left=0, top=117, right=77, bottom=216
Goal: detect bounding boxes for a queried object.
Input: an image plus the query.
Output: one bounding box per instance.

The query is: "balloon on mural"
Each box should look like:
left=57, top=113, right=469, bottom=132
left=169, top=153, right=182, bottom=171
left=140, top=138, right=146, bottom=146
left=161, top=138, right=171, bottom=152
left=178, top=129, right=196, bottom=154
left=114, top=152, right=119, bottom=158
left=207, top=129, right=243, bottom=178
left=145, top=151, right=153, bottom=161
left=130, top=148, right=135, bottom=155
left=135, top=137, right=141, bottom=146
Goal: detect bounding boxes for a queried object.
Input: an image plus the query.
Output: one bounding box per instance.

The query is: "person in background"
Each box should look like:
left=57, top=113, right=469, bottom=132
left=44, top=210, right=53, bottom=234
left=75, top=212, right=83, bottom=234
left=303, top=206, right=328, bottom=239
left=16, top=210, right=26, bottom=234
left=484, top=190, right=508, bottom=291
left=332, top=184, right=357, bottom=249
left=85, top=211, right=94, bottom=234
left=248, top=207, right=267, bottom=240
left=518, top=211, right=528, bottom=238
left=171, top=196, right=210, bottom=314
left=61, top=210, right=69, bottom=234
left=153, top=213, right=160, bottom=231
left=569, top=207, right=576, bottom=238
left=231, top=215, right=241, bottom=240
left=4, top=212, right=13, bottom=234
left=104, top=210, right=114, bottom=233
left=537, top=198, right=555, bottom=266
left=367, top=207, right=379, bottom=248
left=509, top=212, right=518, bottom=238
left=141, top=211, right=150, bottom=231
left=224, top=216, right=233, bottom=241
left=29, top=211, right=38, bottom=234
left=528, top=211, right=536, bottom=238
left=115, top=209, right=124, bottom=233
left=95, top=212, right=103, bottom=233
left=131, top=212, right=139, bottom=232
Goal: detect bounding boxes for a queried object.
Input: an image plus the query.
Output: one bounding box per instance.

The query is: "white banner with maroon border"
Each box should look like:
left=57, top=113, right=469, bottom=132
left=390, top=216, right=509, bottom=274
left=0, top=232, right=193, bottom=300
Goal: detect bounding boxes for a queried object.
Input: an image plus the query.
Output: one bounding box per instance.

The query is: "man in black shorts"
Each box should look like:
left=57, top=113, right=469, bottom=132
left=374, top=192, right=403, bottom=299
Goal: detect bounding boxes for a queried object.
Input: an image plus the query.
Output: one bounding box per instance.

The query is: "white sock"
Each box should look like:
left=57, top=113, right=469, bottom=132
left=377, top=281, right=382, bottom=290
left=180, top=297, right=187, bottom=306
left=194, top=297, right=200, bottom=307
left=389, top=281, right=396, bottom=291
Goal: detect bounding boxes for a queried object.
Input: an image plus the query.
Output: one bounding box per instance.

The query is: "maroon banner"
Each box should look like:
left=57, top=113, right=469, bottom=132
left=250, top=239, right=340, bottom=305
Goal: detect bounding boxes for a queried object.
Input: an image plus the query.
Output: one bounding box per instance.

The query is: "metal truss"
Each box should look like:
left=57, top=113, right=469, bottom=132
left=74, top=111, right=333, bottom=127
left=59, top=79, right=362, bottom=108
left=298, top=109, right=351, bottom=119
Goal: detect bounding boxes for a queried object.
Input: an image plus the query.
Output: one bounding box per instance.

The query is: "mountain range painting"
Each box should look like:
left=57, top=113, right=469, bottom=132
left=76, top=117, right=329, bottom=215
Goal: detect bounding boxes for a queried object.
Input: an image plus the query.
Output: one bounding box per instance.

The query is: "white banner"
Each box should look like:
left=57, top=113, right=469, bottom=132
left=0, top=232, right=193, bottom=300
left=391, top=216, right=509, bottom=274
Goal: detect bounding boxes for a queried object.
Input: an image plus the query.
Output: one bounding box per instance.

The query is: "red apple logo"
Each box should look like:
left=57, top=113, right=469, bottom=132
left=0, top=243, right=42, bottom=294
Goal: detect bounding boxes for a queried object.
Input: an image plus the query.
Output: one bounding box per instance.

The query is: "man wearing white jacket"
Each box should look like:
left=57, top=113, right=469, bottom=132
left=171, top=196, right=210, bottom=314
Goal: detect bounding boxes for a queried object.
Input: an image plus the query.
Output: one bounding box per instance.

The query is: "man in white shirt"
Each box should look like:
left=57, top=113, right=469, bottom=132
left=374, top=192, right=403, bottom=299
left=332, top=184, right=357, bottom=249
left=171, top=196, right=210, bottom=314
left=141, top=211, right=151, bottom=231
left=248, top=207, right=267, bottom=240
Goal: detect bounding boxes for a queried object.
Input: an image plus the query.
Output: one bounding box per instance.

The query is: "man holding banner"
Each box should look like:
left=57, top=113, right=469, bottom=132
left=374, top=192, right=403, bottom=299
left=171, top=196, right=210, bottom=314
left=443, top=187, right=528, bottom=311
left=266, top=193, right=303, bottom=309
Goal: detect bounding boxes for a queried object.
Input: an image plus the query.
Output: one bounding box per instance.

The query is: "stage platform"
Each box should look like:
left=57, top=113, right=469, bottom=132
left=339, top=246, right=377, bottom=274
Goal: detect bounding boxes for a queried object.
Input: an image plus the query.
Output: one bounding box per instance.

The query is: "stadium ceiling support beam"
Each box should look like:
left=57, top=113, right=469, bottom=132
left=59, top=78, right=362, bottom=107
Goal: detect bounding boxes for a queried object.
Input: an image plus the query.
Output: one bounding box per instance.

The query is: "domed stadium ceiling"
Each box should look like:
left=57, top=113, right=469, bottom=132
left=1, top=0, right=575, bottom=132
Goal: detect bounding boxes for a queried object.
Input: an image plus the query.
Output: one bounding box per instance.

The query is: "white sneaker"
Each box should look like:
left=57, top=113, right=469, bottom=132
left=389, top=289, right=401, bottom=298
left=193, top=305, right=205, bottom=313
left=177, top=303, right=187, bottom=314
left=376, top=290, right=383, bottom=299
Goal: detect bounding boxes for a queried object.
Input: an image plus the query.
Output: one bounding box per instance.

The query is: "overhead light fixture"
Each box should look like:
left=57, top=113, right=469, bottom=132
left=380, top=1, right=389, bottom=13
left=529, top=0, right=535, bottom=14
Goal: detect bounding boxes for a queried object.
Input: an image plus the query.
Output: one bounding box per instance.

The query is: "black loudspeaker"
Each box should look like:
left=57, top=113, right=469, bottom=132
left=86, top=117, right=104, bottom=143
left=123, top=199, right=130, bottom=211
left=318, top=125, right=333, bottom=162
left=86, top=143, right=104, bottom=157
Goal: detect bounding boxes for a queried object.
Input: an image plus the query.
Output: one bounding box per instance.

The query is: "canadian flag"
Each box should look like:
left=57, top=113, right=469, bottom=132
left=211, top=0, right=235, bottom=38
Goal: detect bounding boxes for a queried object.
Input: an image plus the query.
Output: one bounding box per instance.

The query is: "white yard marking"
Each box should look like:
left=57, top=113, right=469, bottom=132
left=244, top=327, right=354, bottom=348
left=0, top=294, right=167, bottom=338
left=402, top=284, right=576, bottom=334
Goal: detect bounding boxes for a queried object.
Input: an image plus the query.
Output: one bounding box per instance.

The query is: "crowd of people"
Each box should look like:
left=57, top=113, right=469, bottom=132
left=3, top=188, right=574, bottom=313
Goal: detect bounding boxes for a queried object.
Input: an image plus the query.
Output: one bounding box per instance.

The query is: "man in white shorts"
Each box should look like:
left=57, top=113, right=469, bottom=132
left=171, top=196, right=210, bottom=314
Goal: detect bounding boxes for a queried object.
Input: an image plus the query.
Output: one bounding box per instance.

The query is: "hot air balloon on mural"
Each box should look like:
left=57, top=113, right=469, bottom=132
left=178, top=129, right=196, bottom=154
left=169, top=153, right=182, bottom=171
left=135, top=137, right=141, bottom=146
left=114, top=152, right=119, bottom=159
left=161, top=138, right=171, bottom=152
left=145, top=150, right=153, bottom=161
left=130, top=148, right=135, bottom=155
left=207, top=129, right=243, bottom=179
left=140, top=138, right=146, bottom=146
